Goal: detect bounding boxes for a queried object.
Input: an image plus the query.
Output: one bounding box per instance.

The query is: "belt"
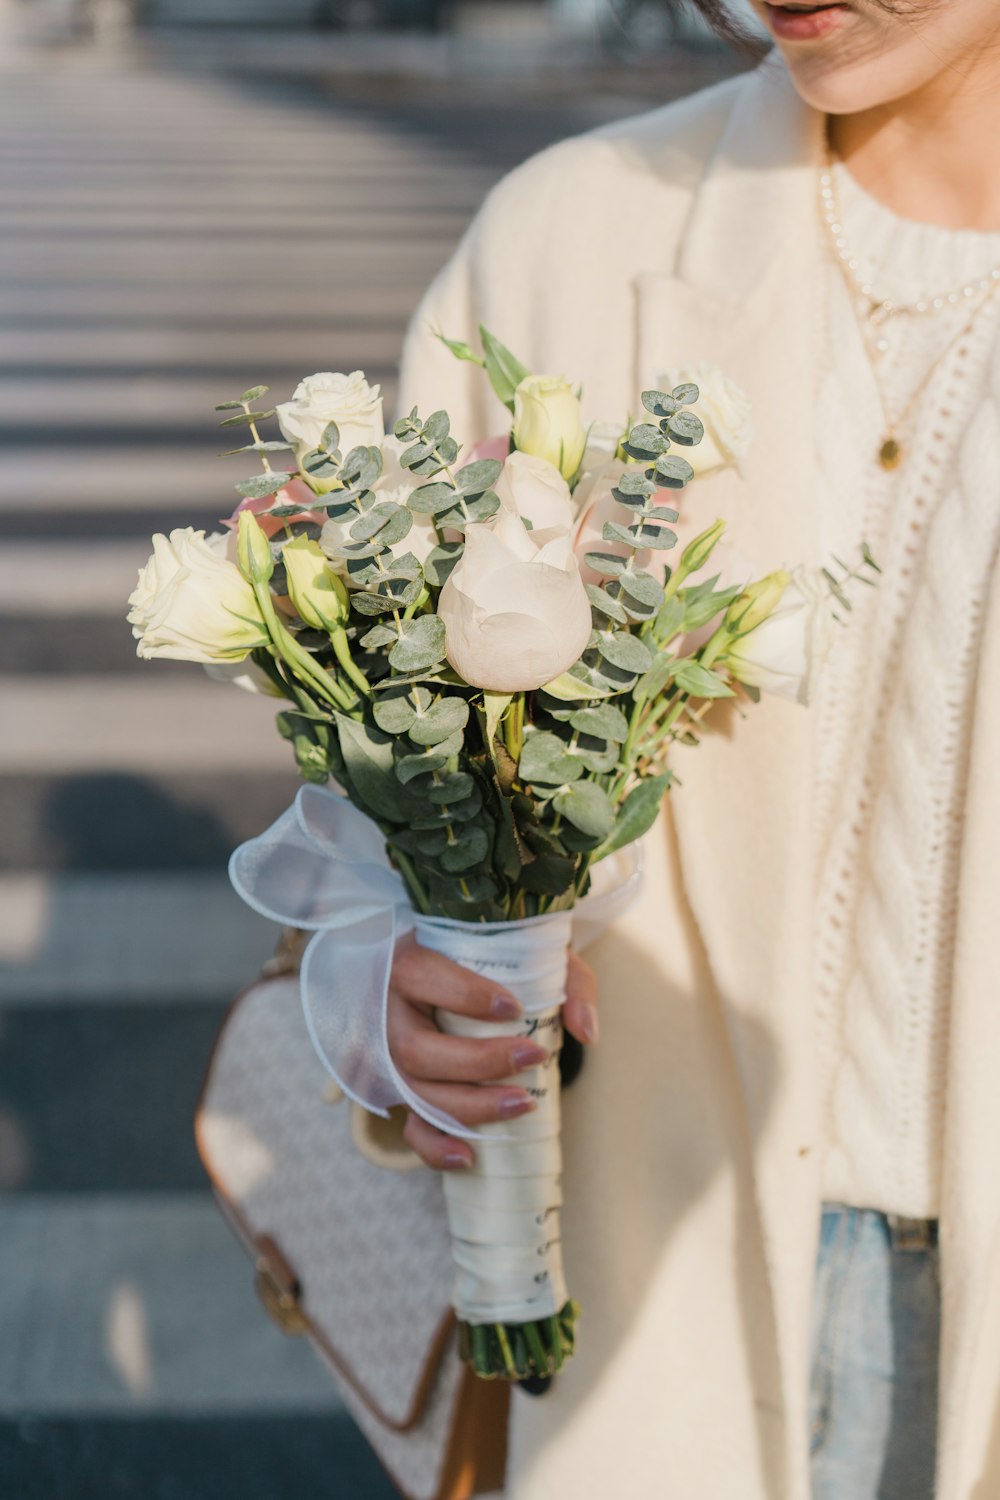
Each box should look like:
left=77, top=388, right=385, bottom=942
left=887, top=1213, right=939, bottom=1252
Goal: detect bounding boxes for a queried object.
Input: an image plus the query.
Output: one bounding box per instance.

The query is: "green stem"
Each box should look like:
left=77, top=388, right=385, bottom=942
left=330, top=627, right=371, bottom=697
left=252, top=580, right=355, bottom=713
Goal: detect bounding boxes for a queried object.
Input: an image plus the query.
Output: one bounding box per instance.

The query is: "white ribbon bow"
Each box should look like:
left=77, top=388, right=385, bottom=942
left=229, top=783, right=644, bottom=1141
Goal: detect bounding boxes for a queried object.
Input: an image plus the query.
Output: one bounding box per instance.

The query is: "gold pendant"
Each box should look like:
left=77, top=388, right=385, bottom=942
left=879, top=436, right=902, bottom=470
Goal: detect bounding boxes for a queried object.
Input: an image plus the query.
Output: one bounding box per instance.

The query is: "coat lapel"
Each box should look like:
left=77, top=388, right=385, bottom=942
left=635, top=60, right=827, bottom=1494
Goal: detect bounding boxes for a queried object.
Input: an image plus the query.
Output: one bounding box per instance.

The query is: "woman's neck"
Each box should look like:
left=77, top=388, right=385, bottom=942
left=829, top=70, right=1000, bottom=233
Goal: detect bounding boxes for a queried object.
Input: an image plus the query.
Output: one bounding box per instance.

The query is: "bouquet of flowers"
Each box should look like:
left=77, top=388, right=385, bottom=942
left=128, top=328, right=876, bottom=1384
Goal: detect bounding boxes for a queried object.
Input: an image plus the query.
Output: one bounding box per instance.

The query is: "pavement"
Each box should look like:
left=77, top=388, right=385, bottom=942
left=0, top=14, right=741, bottom=1498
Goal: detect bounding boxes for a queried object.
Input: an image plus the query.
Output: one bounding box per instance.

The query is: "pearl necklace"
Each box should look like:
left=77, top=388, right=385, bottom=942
left=819, top=158, right=1000, bottom=471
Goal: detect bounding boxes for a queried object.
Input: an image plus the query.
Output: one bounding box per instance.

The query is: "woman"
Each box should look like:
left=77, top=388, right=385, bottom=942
left=375, top=4, right=1000, bottom=1496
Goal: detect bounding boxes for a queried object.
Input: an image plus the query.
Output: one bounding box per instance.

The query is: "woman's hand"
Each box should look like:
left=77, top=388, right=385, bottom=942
left=388, top=934, right=599, bottom=1172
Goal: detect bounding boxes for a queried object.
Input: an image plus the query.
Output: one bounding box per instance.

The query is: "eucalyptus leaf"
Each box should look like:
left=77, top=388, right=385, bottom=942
left=586, top=585, right=629, bottom=625
left=388, top=615, right=447, bottom=673
left=666, top=410, right=705, bottom=446
left=408, top=481, right=459, bottom=516
left=234, top=471, right=293, bottom=500
left=519, top=731, right=582, bottom=786
left=582, top=550, right=628, bottom=579
left=592, top=772, right=673, bottom=859
left=624, top=423, right=669, bottom=459
left=422, top=410, right=451, bottom=444
left=640, top=390, right=680, bottom=418
left=240, top=384, right=269, bottom=403
left=409, top=696, right=470, bottom=747
left=672, top=383, right=700, bottom=405
left=568, top=703, right=629, bottom=742
left=617, top=569, right=665, bottom=609
left=552, top=781, right=615, bottom=838
left=427, top=772, right=475, bottom=804
left=596, top=632, right=654, bottom=674
left=455, top=459, right=502, bottom=496
left=654, top=454, right=695, bottom=488
left=422, top=542, right=464, bottom=588
left=437, top=491, right=501, bottom=531
left=360, top=623, right=399, bottom=649
left=395, top=749, right=450, bottom=784
left=440, top=826, right=490, bottom=873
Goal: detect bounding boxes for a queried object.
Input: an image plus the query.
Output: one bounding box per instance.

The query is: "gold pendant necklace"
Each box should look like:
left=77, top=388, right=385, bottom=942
left=819, top=150, right=1000, bottom=473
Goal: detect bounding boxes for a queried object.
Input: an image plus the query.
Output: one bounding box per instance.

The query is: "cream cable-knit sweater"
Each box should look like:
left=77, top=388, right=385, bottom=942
left=814, top=164, right=1000, bottom=1220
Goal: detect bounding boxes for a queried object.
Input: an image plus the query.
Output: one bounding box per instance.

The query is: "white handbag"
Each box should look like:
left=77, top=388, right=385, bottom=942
left=194, top=934, right=509, bottom=1500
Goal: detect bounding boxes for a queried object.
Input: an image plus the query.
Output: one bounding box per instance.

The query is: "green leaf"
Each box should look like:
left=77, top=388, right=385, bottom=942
left=215, top=399, right=244, bottom=412
left=618, top=569, right=665, bottom=609
left=640, top=390, right=679, bottom=418
left=552, top=781, right=615, bottom=838
left=422, top=543, right=464, bottom=589
left=592, top=773, right=672, bottom=859
left=672, top=382, right=700, bottom=405
left=422, top=410, right=451, bottom=445
left=615, top=471, right=657, bottom=500
left=234, top=470, right=292, bottom=500
left=585, top=584, right=629, bottom=625
left=427, top=772, right=475, bottom=804
left=483, top=691, right=513, bottom=753
left=538, top=670, right=616, bottom=702
left=568, top=703, right=629, bottom=742
left=388, top=616, right=447, bottom=673
left=480, top=324, right=531, bottom=411
left=240, top=384, right=269, bottom=403
left=582, top=550, right=628, bottom=579
left=624, top=423, right=669, bottom=460
left=335, top=715, right=409, bottom=822
left=439, top=826, right=490, bottom=872
left=360, top=623, right=399, bottom=650
left=435, top=330, right=486, bottom=368
left=654, top=454, right=695, bottom=488
left=519, top=731, right=581, bottom=786
left=395, top=749, right=451, bottom=784
left=596, top=632, right=653, bottom=674
left=680, top=583, right=742, bottom=633
left=351, top=503, right=413, bottom=547
left=666, top=410, right=704, bottom=446
left=520, top=853, right=578, bottom=897
left=437, top=491, right=500, bottom=530
left=672, top=660, right=735, bottom=699
left=219, top=410, right=273, bottom=429
left=373, top=687, right=429, bottom=735
left=455, top=459, right=502, bottom=496
left=652, top=595, right=686, bottom=645
left=409, top=696, right=470, bottom=747
left=408, top=482, right=458, bottom=517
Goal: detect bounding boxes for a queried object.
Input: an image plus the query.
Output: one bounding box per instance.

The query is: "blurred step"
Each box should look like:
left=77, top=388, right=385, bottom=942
left=0, top=873, right=282, bottom=1000
left=0, top=677, right=298, bottom=774
left=0, top=1195, right=340, bottom=1414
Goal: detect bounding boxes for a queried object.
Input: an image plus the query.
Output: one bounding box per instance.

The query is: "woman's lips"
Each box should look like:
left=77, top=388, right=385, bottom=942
left=763, top=2, right=851, bottom=40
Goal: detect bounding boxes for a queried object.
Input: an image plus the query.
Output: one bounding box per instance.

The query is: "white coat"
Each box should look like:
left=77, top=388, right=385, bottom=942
left=396, top=54, right=1000, bottom=1500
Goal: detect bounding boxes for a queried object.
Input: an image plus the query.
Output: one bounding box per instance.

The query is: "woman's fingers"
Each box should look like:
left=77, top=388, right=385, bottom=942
left=402, top=1075, right=537, bottom=1128
left=561, top=949, right=599, bottom=1045
left=402, top=1110, right=474, bottom=1171
left=393, top=933, right=523, bottom=1022
left=390, top=1007, right=550, bottom=1085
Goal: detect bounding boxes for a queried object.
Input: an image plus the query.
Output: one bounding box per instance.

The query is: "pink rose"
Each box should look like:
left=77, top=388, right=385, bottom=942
left=464, top=434, right=510, bottom=466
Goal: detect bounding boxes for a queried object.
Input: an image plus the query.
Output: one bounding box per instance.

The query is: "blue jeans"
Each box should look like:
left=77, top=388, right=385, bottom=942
left=809, top=1204, right=941, bottom=1500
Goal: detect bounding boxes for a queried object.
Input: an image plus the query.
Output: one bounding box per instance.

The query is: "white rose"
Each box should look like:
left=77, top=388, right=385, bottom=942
left=657, top=364, right=754, bottom=479
left=495, top=451, right=575, bottom=533
left=276, top=371, right=384, bottom=487
left=438, top=508, right=592, bottom=691
left=127, top=528, right=267, bottom=664
left=724, top=565, right=836, bottom=705
left=512, top=375, right=588, bottom=481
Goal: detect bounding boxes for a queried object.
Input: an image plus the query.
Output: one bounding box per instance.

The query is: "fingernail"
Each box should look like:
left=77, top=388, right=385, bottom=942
left=578, top=1003, right=599, bottom=1044
left=490, top=992, right=523, bottom=1021
left=443, top=1151, right=472, bottom=1170
left=498, top=1092, right=537, bottom=1118
left=511, top=1043, right=549, bottom=1070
